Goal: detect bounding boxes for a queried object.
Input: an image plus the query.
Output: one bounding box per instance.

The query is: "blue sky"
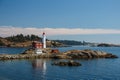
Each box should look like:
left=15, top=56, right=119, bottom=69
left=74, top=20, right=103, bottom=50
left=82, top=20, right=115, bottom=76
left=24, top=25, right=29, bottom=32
left=0, top=0, right=120, bottom=43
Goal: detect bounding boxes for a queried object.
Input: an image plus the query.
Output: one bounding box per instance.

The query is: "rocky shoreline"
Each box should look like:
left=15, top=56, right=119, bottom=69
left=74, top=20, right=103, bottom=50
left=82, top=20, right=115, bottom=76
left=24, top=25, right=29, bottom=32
left=0, top=48, right=118, bottom=60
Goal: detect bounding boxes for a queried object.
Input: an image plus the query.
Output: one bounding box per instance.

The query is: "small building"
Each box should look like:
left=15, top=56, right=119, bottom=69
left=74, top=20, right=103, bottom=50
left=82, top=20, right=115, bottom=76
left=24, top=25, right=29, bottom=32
left=32, top=41, right=43, bottom=54
left=35, top=48, right=43, bottom=54
left=32, top=41, right=43, bottom=49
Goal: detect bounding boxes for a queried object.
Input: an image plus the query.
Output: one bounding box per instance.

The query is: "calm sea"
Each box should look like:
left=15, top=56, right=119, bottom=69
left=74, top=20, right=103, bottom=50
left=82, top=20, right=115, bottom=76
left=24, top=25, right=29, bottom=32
left=0, top=46, right=120, bottom=80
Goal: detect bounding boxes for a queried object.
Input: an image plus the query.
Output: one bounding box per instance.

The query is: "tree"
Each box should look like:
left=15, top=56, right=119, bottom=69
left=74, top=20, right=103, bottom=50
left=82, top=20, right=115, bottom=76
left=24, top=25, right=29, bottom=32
left=0, top=40, right=5, bottom=46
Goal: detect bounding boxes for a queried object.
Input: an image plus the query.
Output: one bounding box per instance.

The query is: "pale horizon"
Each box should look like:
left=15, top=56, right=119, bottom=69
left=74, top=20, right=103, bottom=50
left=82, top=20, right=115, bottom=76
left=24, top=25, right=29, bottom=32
left=0, top=26, right=120, bottom=44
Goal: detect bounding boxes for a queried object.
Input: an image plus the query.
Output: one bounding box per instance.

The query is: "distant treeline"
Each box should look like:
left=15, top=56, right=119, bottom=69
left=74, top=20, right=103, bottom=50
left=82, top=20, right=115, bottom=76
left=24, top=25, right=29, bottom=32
left=5, top=34, right=42, bottom=42
left=53, top=40, right=90, bottom=45
left=0, top=34, right=92, bottom=46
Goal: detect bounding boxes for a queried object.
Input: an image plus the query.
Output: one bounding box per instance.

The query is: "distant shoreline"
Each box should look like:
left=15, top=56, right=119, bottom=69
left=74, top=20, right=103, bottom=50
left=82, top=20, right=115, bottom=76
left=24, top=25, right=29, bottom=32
left=1, top=35, right=120, bottom=48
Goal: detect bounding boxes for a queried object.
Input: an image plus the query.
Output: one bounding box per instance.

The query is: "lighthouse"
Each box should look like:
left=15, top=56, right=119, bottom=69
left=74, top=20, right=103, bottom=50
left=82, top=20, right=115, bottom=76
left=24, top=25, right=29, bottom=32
left=32, top=32, right=46, bottom=54
left=42, top=32, right=46, bottom=48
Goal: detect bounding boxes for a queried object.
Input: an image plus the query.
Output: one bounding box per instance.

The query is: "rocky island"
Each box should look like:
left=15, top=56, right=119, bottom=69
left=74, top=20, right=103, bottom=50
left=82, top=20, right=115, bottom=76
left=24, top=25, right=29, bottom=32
left=0, top=48, right=118, bottom=60
left=52, top=60, right=81, bottom=66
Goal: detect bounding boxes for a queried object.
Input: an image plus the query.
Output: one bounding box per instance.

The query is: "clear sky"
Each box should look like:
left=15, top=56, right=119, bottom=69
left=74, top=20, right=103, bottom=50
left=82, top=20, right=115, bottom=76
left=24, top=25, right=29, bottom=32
left=0, top=0, right=120, bottom=44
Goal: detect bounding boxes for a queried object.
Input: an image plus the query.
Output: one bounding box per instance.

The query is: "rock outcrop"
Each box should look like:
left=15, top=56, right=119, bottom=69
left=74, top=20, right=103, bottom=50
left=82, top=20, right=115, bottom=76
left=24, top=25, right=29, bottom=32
left=63, top=49, right=118, bottom=59
left=52, top=60, right=81, bottom=66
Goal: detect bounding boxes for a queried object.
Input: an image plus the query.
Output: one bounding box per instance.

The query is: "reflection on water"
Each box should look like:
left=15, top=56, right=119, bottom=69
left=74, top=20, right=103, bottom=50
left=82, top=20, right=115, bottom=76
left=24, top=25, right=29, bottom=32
left=31, top=59, right=46, bottom=75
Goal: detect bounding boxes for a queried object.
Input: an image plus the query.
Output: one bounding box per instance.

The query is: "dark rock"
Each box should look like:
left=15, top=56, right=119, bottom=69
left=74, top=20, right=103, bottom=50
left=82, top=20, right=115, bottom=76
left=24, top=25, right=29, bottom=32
left=52, top=60, right=81, bottom=66
left=97, top=43, right=120, bottom=47
left=105, top=54, right=118, bottom=58
left=97, top=43, right=112, bottom=47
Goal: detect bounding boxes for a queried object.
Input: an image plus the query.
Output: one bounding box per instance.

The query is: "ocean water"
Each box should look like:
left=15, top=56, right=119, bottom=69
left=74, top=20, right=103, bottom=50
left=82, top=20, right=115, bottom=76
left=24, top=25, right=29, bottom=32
left=0, top=46, right=120, bottom=80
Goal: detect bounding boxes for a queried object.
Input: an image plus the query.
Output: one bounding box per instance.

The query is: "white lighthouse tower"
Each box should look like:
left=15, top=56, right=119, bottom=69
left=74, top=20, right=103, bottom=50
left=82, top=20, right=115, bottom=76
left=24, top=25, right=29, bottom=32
left=42, top=32, right=46, bottom=48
